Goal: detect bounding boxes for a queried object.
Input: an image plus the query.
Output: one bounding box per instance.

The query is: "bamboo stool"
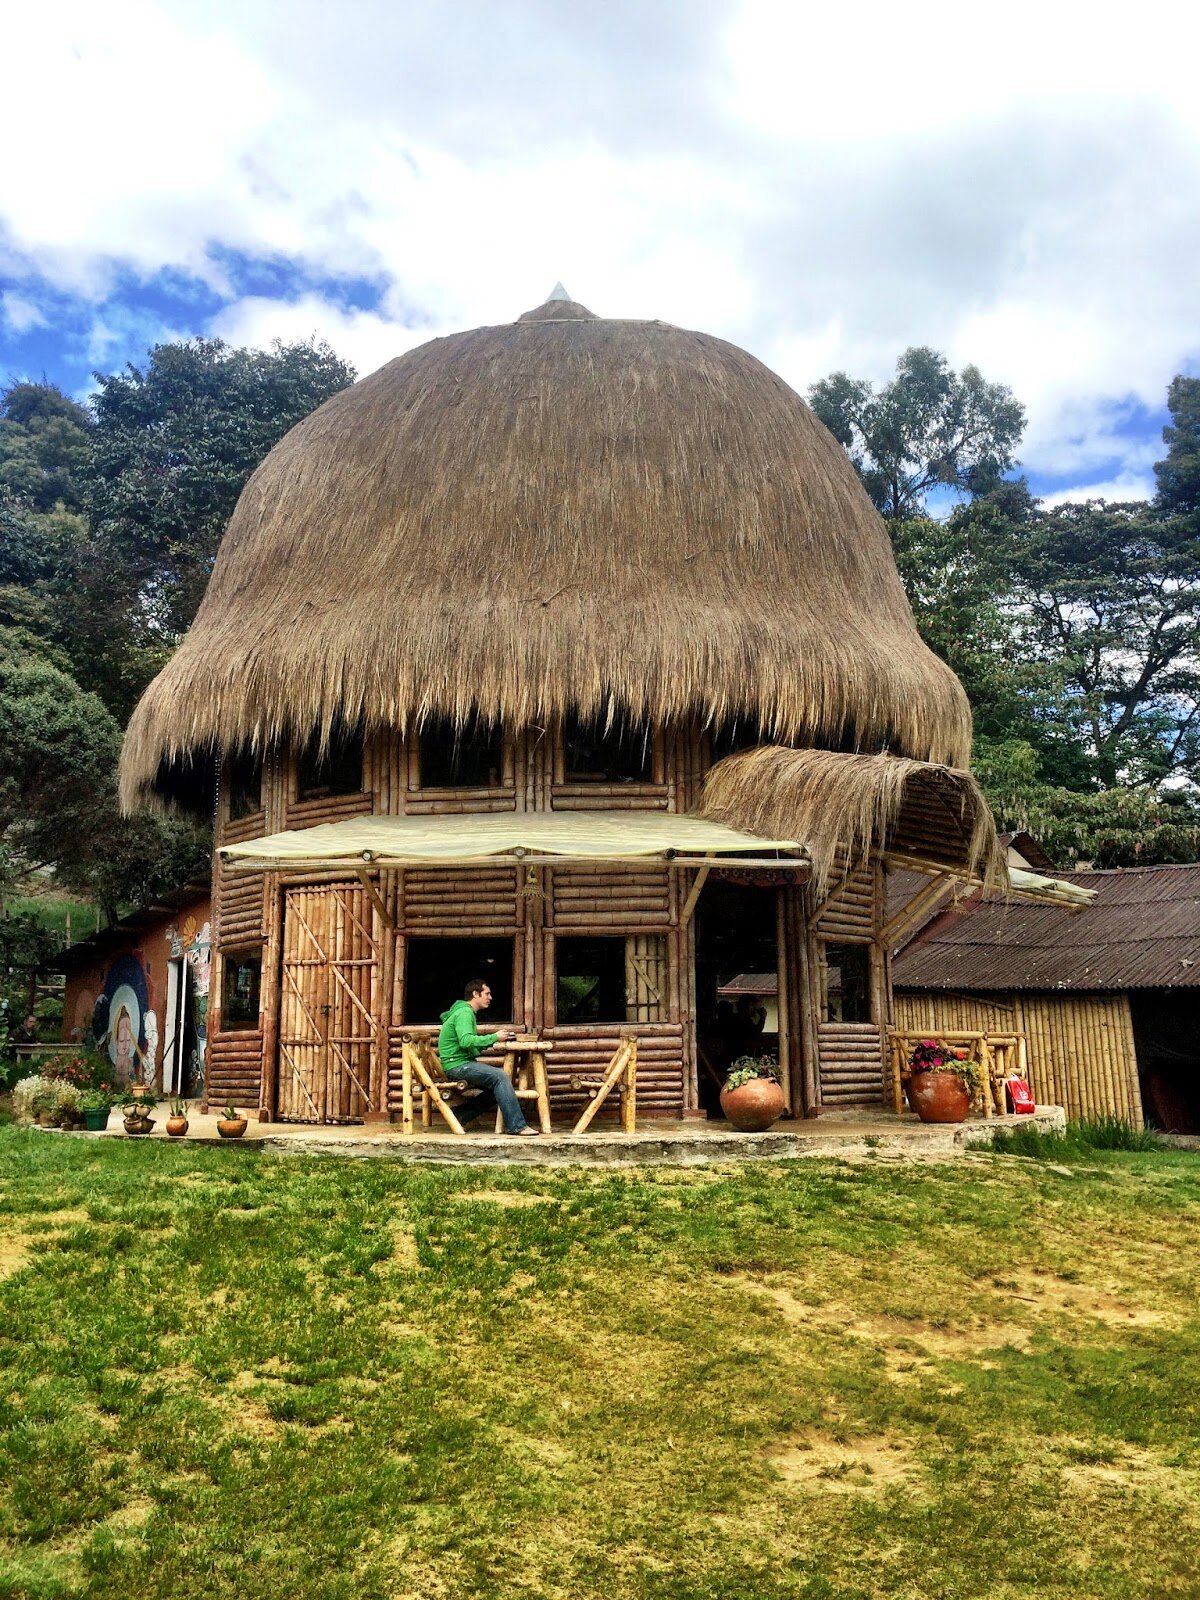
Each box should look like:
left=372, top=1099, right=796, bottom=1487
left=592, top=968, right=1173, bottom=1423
left=570, top=1035, right=638, bottom=1135
left=399, top=1036, right=468, bottom=1137
left=497, top=1037, right=554, bottom=1134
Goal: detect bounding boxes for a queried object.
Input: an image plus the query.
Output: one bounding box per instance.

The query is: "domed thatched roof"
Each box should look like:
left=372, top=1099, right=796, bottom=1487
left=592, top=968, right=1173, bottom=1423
left=120, top=294, right=973, bottom=809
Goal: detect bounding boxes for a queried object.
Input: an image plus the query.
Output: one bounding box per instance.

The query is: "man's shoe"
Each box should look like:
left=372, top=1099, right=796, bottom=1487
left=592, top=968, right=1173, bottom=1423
left=512, top=1126, right=541, bottom=1137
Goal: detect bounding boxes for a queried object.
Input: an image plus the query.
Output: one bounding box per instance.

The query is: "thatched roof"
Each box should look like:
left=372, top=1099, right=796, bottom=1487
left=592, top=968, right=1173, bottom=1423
left=121, top=293, right=973, bottom=810
left=697, top=747, right=1005, bottom=898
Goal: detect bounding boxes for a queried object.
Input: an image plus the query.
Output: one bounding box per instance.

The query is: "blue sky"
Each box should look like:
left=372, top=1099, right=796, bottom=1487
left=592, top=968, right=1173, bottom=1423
left=3, top=0, right=1198, bottom=507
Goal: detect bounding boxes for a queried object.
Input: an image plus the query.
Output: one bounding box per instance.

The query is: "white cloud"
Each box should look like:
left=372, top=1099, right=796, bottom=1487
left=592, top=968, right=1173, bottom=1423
left=1041, top=473, right=1156, bottom=508
left=0, top=0, right=1197, bottom=490
left=1, top=292, right=45, bottom=333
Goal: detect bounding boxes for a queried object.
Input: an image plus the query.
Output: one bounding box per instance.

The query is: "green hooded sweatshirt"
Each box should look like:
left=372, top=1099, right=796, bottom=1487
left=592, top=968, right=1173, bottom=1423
left=437, top=999, right=499, bottom=1073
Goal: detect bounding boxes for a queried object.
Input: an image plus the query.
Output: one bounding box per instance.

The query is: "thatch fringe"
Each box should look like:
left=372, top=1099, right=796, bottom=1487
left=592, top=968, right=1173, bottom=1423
left=120, top=297, right=973, bottom=811
left=697, top=747, right=1006, bottom=898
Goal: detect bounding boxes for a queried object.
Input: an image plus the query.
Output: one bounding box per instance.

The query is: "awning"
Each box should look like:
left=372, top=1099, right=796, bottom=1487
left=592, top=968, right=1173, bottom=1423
left=219, top=810, right=805, bottom=871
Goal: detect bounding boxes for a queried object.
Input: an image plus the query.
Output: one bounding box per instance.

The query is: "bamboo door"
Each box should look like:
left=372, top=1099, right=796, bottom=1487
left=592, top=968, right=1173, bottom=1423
left=278, top=884, right=381, bottom=1122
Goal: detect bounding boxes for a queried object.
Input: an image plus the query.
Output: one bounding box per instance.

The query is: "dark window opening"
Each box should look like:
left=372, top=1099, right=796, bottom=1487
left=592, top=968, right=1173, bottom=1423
left=404, top=937, right=514, bottom=1026
left=222, top=951, right=262, bottom=1030
left=709, top=719, right=765, bottom=766
left=226, top=747, right=263, bottom=820
left=556, top=936, right=628, bottom=1024
left=419, top=714, right=504, bottom=789
left=823, top=942, right=872, bottom=1023
left=296, top=723, right=363, bottom=800
left=564, top=709, right=653, bottom=784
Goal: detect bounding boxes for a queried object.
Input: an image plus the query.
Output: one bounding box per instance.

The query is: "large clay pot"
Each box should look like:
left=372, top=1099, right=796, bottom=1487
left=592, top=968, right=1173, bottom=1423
left=720, top=1077, right=787, bottom=1132
left=217, top=1116, right=248, bottom=1140
left=123, top=1113, right=155, bottom=1136
left=166, top=1115, right=189, bottom=1138
left=908, top=1070, right=970, bottom=1124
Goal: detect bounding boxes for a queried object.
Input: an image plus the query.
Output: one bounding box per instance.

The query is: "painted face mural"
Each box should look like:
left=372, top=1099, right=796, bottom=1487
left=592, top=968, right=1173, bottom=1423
left=93, top=953, right=150, bottom=1083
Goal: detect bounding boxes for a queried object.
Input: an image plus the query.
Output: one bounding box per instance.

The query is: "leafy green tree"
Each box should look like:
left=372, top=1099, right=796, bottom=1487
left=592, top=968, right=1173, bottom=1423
left=83, top=337, right=355, bottom=716
left=1155, top=375, right=1200, bottom=522
left=0, top=383, right=91, bottom=514
left=809, top=347, right=1025, bottom=520
left=1009, top=499, right=1200, bottom=789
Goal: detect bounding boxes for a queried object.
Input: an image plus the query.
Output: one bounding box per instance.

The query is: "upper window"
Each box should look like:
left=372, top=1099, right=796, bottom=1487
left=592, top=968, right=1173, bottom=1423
left=296, top=724, right=362, bottom=800
left=418, top=715, right=504, bottom=789
left=823, top=942, right=872, bottom=1023
left=226, top=747, right=263, bottom=821
left=556, top=937, right=628, bottom=1024
left=564, top=709, right=653, bottom=784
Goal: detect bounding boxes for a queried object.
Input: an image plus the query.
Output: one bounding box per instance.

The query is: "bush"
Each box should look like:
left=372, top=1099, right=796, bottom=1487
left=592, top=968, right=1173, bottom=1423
left=991, top=1116, right=1164, bottom=1160
left=9, top=1072, right=83, bottom=1125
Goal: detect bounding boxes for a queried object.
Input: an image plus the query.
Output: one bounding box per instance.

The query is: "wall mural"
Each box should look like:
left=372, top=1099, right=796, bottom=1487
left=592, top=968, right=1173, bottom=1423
left=166, top=915, right=211, bottom=1092
left=91, top=953, right=151, bottom=1083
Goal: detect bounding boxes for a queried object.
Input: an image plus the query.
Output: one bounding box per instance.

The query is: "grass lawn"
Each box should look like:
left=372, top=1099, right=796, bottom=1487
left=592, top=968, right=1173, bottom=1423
left=1, top=1130, right=1198, bottom=1600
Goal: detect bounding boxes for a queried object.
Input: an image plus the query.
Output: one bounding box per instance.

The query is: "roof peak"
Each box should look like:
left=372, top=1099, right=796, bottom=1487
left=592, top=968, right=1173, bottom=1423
left=516, top=287, right=598, bottom=322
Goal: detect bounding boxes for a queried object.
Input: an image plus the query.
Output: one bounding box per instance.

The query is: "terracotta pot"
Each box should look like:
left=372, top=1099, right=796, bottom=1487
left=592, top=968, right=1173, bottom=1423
left=720, top=1076, right=787, bottom=1132
left=908, top=1070, right=970, bottom=1124
left=129, top=1083, right=150, bottom=1101
left=217, top=1117, right=248, bottom=1140
left=166, top=1116, right=189, bottom=1138
left=123, top=1114, right=155, bottom=1136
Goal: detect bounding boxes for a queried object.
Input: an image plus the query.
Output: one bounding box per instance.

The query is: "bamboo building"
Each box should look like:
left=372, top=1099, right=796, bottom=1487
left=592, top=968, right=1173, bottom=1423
left=119, top=289, right=1079, bottom=1125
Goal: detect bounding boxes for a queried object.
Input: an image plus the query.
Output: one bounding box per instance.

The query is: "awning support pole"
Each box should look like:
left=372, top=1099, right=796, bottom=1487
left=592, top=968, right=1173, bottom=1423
left=680, top=855, right=715, bottom=927
left=355, top=869, right=396, bottom=931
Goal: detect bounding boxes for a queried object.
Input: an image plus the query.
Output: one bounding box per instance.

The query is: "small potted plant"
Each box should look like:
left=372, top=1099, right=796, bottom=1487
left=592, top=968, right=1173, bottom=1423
left=120, top=1088, right=158, bottom=1135
left=165, top=1098, right=190, bottom=1138
left=217, top=1103, right=248, bottom=1140
left=720, top=1055, right=787, bottom=1132
left=906, top=1040, right=980, bottom=1124
left=79, top=1088, right=115, bottom=1132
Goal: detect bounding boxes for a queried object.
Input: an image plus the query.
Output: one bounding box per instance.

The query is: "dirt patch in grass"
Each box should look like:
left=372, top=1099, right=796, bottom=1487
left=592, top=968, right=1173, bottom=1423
left=0, top=1230, right=30, bottom=1279
left=1001, top=1266, right=1169, bottom=1328
left=768, top=1433, right=918, bottom=1493
left=458, top=1188, right=558, bottom=1208
left=1058, top=1440, right=1200, bottom=1498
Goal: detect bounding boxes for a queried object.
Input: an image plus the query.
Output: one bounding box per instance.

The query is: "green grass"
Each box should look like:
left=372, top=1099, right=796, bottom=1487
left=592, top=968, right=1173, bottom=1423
left=1, top=1132, right=1199, bottom=1599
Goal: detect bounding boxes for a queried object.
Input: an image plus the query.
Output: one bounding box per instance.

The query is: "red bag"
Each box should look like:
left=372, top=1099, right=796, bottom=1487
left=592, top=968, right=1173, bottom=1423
left=1005, top=1077, right=1035, bottom=1115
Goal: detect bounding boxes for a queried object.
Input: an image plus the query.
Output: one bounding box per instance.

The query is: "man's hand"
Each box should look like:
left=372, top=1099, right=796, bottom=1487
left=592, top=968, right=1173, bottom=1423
left=497, top=1028, right=514, bottom=1043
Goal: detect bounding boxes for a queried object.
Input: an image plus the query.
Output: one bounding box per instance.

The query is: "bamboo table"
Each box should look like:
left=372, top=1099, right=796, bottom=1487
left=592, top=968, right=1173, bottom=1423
left=497, top=1039, right=554, bottom=1134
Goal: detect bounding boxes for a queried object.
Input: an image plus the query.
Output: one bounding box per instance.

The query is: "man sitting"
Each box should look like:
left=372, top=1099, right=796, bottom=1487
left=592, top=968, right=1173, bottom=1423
left=437, top=979, right=539, bottom=1137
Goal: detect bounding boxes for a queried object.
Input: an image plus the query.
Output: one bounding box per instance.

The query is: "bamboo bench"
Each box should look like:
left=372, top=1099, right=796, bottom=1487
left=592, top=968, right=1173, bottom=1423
left=569, top=1035, right=638, bottom=1135
left=399, top=1035, right=470, bottom=1135
left=887, top=1029, right=1030, bottom=1118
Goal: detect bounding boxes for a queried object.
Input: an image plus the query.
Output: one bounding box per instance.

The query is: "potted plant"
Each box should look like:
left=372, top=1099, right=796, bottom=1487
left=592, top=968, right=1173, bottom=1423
left=217, top=1103, right=248, bottom=1140
left=906, top=1040, right=979, bottom=1124
left=165, top=1098, right=190, bottom=1138
left=120, top=1088, right=158, bottom=1135
left=720, top=1056, right=787, bottom=1132
left=79, top=1088, right=115, bottom=1132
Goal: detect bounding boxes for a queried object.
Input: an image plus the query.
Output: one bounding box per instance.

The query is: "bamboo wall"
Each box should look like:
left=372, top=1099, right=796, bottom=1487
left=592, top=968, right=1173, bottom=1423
left=893, top=990, right=1143, bottom=1125
left=207, top=722, right=897, bottom=1123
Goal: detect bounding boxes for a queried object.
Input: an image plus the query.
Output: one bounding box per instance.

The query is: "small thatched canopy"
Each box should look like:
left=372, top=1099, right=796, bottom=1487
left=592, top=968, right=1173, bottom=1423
left=698, top=747, right=1006, bottom=897
left=121, top=293, right=972, bottom=810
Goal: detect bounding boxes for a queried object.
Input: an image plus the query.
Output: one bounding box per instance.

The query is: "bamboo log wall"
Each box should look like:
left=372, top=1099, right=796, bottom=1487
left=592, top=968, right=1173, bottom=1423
left=892, top=989, right=1144, bottom=1124
left=807, top=860, right=887, bottom=1110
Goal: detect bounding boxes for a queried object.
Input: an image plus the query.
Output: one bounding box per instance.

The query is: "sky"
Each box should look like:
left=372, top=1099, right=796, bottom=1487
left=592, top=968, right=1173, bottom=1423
left=2, top=0, right=1198, bottom=506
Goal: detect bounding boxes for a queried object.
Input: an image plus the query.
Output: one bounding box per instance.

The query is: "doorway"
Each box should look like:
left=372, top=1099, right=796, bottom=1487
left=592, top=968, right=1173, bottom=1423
left=163, top=957, right=200, bottom=1098
left=694, top=881, right=780, bottom=1118
left=277, top=883, right=382, bottom=1122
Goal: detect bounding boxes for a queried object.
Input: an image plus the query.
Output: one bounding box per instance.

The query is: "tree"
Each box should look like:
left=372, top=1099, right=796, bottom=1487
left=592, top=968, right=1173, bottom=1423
left=0, top=382, right=91, bottom=514
left=809, top=347, right=1025, bottom=520
left=1155, top=375, right=1200, bottom=522
left=1009, top=500, right=1200, bottom=789
left=83, top=338, right=355, bottom=716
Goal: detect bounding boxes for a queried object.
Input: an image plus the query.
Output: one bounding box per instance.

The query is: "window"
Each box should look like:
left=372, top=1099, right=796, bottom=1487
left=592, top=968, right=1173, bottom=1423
left=296, top=723, right=362, bottom=800
left=823, top=943, right=872, bottom=1023
left=222, top=951, right=262, bottom=1029
left=556, top=937, right=628, bottom=1024
left=226, top=747, right=263, bottom=821
left=564, top=709, right=653, bottom=784
left=404, top=937, right=514, bottom=1025
left=418, top=715, right=504, bottom=789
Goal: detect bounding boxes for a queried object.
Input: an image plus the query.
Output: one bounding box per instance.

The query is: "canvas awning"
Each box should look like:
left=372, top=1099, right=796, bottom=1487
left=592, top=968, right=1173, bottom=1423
left=218, top=810, right=806, bottom=871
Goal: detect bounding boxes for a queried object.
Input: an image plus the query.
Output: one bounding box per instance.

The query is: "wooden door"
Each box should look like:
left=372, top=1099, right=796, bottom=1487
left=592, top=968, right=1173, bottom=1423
left=278, top=884, right=381, bottom=1121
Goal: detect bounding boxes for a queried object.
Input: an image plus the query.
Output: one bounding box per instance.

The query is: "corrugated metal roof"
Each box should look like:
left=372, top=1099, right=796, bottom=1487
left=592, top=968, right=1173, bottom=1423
left=893, top=864, right=1200, bottom=991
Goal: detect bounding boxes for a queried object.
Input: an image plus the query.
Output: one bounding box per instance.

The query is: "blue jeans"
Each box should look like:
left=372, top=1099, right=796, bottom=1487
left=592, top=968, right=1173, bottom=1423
left=450, top=1061, right=528, bottom=1134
